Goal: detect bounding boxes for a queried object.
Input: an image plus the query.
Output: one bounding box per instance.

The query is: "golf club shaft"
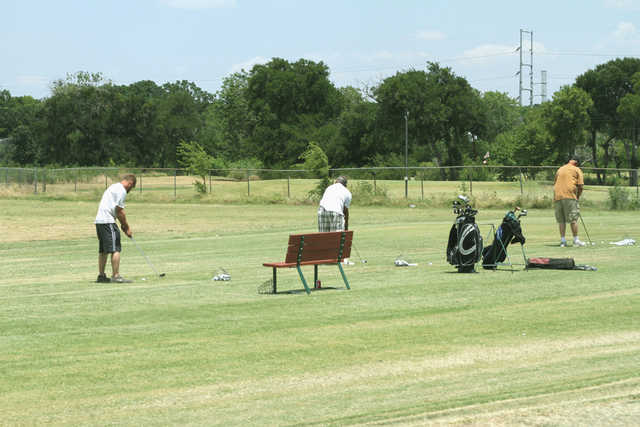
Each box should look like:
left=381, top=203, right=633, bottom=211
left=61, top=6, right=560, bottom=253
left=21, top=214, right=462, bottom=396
left=131, top=236, right=161, bottom=276
left=578, top=213, right=593, bottom=246
left=352, top=242, right=364, bottom=262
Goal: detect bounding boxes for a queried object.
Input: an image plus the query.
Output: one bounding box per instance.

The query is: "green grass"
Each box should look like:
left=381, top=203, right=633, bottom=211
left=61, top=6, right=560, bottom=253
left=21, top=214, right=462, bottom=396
left=3, top=175, right=623, bottom=209
left=1, top=199, right=639, bottom=425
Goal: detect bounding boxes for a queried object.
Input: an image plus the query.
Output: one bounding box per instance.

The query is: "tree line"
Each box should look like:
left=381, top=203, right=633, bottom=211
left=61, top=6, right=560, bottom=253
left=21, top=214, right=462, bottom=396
left=2, top=57, right=640, bottom=184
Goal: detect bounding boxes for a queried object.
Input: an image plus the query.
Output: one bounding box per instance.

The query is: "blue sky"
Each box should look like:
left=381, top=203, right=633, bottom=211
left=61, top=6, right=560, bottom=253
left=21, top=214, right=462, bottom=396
left=2, top=0, right=639, bottom=102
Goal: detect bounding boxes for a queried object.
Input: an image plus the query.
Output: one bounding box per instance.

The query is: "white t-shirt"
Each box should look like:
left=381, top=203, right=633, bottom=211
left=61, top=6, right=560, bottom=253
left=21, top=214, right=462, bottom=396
left=319, top=183, right=352, bottom=214
left=95, top=183, right=127, bottom=224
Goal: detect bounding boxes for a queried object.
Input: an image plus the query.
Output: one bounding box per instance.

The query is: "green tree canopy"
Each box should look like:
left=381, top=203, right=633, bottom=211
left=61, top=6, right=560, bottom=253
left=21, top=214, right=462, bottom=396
left=246, top=58, right=343, bottom=168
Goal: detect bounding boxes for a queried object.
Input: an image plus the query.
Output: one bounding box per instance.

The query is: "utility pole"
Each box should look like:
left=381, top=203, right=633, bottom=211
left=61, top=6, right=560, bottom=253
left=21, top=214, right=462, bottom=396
left=533, top=69, right=548, bottom=103
left=404, top=110, right=409, bottom=199
left=517, top=29, right=534, bottom=106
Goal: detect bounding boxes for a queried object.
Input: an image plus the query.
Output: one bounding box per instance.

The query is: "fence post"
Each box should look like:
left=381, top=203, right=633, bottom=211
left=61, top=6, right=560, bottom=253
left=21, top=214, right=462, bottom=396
left=174, top=169, right=177, bottom=199
left=421, top=173, right=424, bottom=200
left=209, top=171, right=212, bottom=194
left=247, top=169, right=250, bottom=197
left=33, top=168, right=37, bottom=194
left=75, top=169, right=78, bottom=192
left=469, top=171, right=473, bottom=195
left=519, top=168, right=524, bottom=196
left=43, top=169, right=47, bottom=193
left=105, top=170, right=108, bottom=189
left=637, top=169, right=639, bottom=199
left=373, top=171, right=376, bottom=193
left=287, top=176, right=291, bottom=198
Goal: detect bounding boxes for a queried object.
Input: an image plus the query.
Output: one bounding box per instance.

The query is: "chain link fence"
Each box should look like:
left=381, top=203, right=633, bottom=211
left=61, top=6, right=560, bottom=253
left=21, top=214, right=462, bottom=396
left=1, top=165, right=639, bottom=205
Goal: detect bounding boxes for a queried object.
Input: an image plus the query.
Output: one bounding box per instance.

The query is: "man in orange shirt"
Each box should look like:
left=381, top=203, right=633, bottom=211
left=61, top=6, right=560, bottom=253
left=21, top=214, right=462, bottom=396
left=553, top=157, right=585, bottom=247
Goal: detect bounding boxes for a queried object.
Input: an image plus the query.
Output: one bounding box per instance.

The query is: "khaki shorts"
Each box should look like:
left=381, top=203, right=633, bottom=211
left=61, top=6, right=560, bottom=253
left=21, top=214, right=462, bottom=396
left=554, top=199, right=580, bottom=224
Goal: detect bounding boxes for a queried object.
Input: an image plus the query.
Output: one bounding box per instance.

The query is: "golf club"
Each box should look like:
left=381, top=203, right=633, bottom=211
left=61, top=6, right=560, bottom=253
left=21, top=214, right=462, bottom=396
left=352, top=243, right=367, bottom=263
left=578, top=213, right=594, bottom=246
left=130, top=236, right=166, bottom=277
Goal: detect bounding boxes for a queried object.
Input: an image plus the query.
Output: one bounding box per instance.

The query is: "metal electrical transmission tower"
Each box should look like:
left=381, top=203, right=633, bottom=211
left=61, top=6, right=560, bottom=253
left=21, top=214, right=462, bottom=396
left=540, top=70, right=548, bottom=103
left=517, top=29, right=534, bottom=106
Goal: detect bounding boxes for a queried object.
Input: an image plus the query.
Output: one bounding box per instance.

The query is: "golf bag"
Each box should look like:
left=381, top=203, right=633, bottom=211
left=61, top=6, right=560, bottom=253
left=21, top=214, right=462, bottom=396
left=482, top=210, right=526, bottom=269
left=526, top=257, right=575, bottom=270
left=446, top=196, right=483, bottom=273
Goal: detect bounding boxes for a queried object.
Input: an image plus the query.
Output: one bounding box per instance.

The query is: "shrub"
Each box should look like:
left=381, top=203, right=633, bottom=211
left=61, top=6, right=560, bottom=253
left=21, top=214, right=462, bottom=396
left=299, top=142, right=331, bottom=201
left=350, top=180, right=389, bottom=205
left=177, top=140, right=217, bottom=194
left=226, top=158, right=263, bottom=181
left=607, top=185, right=637, bottom=210
left=513, top=193, right=553, bottom=209
left=416, top=162, right=442, bottom=181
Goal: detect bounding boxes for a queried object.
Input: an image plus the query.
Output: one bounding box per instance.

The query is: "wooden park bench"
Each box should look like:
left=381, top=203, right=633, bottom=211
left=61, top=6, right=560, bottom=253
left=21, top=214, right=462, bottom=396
left=263, top=231, right=353, bottom=295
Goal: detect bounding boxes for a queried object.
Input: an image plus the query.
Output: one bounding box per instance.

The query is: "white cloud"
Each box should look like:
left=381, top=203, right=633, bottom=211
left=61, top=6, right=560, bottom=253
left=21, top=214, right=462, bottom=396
left=613, top=21, right=637, bottom=39
left=229, top=56, right=269, bottom=73
left=174, top=65, right=189, bottom=75
left=16, top=75, right=50, bottom=86
left=162, top=0, right=236, bottom=10
left=460, top=44, right=517, bottom=64
left=357, top=50, right=429, bottom=64
left=604, top=0, right=640, bottom=9
left=416, top=29, right=446, bottom=41
left=371, top=50, right=395, bottom=61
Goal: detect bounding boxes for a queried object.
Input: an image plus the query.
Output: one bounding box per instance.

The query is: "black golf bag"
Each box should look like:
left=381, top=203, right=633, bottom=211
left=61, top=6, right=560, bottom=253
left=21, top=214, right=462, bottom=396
left=446, top=197, right=483, bottom=273
left=482, top=210, right=526, bottom=269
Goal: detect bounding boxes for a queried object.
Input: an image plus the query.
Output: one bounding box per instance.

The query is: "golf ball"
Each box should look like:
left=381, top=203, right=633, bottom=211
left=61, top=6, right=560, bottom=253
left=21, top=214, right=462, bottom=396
left=141, top=277, right=146, bottom=281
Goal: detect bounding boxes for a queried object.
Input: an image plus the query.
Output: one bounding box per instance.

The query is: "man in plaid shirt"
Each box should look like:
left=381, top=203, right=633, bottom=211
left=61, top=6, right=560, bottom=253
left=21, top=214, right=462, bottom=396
left=317, top=176, right=352, bottom=232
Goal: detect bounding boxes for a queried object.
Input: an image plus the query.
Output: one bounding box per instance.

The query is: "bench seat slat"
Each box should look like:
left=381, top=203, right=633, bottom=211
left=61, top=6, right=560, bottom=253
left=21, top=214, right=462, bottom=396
left=285, top=248, right=351, bottom=263
left=263, top=259, right=342, bottom=268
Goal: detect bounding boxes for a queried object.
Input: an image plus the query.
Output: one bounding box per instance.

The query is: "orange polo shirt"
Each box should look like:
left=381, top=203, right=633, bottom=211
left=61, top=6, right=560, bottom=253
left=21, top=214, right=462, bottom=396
left=554, top=163, right=584, bottom=201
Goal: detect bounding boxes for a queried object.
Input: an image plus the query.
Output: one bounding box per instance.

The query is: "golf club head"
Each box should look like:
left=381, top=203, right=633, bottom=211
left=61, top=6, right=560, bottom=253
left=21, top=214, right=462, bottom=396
left=159, top=273, right=166, bottom=277
left=458, top=195, right=470, bottom=203
left=519, top=209, right=528, bottom=217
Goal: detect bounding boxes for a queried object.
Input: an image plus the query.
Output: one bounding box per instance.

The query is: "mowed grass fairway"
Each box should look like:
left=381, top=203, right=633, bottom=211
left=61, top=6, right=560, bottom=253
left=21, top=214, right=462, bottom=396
left=1, top=198, right=639, bottom=425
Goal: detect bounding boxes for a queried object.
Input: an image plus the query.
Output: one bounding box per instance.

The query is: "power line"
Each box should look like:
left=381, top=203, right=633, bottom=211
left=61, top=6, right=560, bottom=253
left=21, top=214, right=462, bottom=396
left=539, top=51, right=640, bottom=57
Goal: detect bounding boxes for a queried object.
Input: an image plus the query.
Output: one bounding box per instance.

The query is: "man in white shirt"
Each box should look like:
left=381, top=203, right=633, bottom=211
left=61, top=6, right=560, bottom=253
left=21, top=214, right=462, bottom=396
left=318, top=176, right=352, bottom=232
left=95, top=174, right=136, bottom=283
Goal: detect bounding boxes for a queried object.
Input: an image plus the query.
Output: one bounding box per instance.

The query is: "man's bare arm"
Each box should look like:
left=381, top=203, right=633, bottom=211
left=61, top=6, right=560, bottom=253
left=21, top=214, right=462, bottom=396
left=343, top=207, right=349, bottom=231
left=116, top=206, right=132, bottom=237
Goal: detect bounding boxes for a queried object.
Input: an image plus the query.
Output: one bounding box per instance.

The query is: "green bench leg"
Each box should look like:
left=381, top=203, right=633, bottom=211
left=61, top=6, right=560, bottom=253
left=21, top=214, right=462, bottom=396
left=296, top=265, right=311, bottom=295
left=337, top=262, right=350, bottom=290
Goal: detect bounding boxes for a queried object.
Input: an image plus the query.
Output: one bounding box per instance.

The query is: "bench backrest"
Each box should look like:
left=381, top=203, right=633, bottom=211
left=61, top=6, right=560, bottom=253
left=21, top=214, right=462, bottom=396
left=284, top=231, right=353, bottom=264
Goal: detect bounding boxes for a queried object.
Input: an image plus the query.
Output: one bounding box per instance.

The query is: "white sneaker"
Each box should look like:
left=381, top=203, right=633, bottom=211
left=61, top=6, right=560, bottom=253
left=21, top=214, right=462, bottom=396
left=573, top=239, right=586, bottom=247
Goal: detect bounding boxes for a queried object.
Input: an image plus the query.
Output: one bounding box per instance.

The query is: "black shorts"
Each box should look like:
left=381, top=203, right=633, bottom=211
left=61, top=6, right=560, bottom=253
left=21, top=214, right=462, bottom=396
left=96, top=223, right=121, bottom=253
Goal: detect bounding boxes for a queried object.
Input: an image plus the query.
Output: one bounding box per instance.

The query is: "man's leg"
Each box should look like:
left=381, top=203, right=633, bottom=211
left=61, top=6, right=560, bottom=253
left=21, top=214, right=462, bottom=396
left=570, top=221, right=579, bottom=237
left=99, top=252, right=108, bottom=275
left=567, top=200, right=585, bottom=246
left=558, top=223, right=566, bottom=239
left=111, top=251, right=121, bottom=277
